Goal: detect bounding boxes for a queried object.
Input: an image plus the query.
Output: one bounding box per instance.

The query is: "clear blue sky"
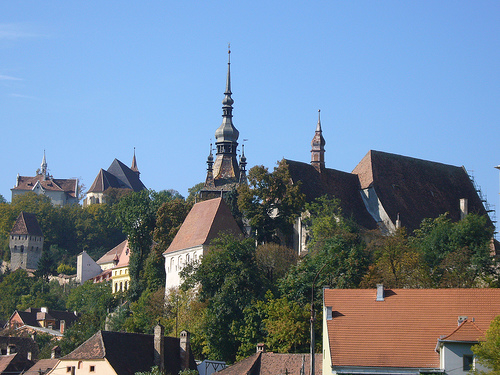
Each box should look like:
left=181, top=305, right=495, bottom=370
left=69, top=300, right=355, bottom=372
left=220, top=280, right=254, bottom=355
left=1, top=2, right=499, bottom=230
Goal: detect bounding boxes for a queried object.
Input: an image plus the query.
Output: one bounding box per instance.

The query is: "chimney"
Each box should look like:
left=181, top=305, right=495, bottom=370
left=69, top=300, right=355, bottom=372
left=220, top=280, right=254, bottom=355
left=180, top=330, right=191, bottom=371
left=256, top=343, right=266, bottom=353
left=27, top=351, right=32, bottom=361
left=376, top=284, right=384, bottom=301
left=51, top=346, right=61, bottom=359
left=154, top=324, right=165, bottom=373
left=395, top=213, right=401, bottom=229
left=460, top=198, right=468, bottom=220
left=60, top=320, right=66, bottom=334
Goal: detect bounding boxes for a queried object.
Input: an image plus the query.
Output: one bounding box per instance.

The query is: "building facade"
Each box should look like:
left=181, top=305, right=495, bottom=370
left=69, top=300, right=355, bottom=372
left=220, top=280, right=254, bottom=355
left=11, top=152, right=79, bottom=206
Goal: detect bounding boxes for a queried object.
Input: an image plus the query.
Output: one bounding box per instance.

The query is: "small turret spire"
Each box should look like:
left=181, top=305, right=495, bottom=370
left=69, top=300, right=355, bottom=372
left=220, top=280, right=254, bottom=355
left=311, top=110, right=326, bottom=172
left=40, top=150, right=48, bottom=179
left=131, top=147, right=139, bottom=171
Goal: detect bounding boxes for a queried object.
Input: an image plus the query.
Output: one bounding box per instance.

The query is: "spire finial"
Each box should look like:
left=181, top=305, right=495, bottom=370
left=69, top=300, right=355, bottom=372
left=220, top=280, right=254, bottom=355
left=131, top=147, right=139, bottom=173
left=316, top=109, right=322, bottom=132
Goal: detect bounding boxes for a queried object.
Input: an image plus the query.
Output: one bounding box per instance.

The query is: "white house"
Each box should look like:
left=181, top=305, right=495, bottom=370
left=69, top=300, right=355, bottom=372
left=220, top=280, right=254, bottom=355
left=163, top=198, right=242, bottom=290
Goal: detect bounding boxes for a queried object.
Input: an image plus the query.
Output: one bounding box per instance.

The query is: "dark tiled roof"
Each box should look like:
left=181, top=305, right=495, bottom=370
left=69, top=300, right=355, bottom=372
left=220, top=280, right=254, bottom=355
left=10, top=212, right=43, bottom=236
left=352, top=150, right=490, bottom=232
left=218, top=352, right=322, bottom=375
left=12, top=308, right=79, bottom=331
left=63, top=331, right=196, bottom=375
left=87, top=159, right=146, bottom=194
left=107, top=159, right=146, bottom=192
left=164, top=198, right=243, bottom=255
left=284, top=160, right=378, bottom=230
left=324, top=288, right=500, bottom=369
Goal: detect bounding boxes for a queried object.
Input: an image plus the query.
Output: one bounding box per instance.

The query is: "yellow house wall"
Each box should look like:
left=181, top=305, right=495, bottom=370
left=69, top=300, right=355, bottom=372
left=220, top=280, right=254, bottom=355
left=111, top=266, right=130, bottom=293
left=47, top=359, right=115, bottom=375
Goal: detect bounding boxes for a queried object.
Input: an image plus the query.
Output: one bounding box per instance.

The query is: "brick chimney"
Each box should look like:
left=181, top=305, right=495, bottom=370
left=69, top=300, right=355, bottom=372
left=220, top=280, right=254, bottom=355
left=180, top=330, right=191, bottom=371
left=154, top=324, right=165, bottom=372
left=60, top=320, right=66, bottom=334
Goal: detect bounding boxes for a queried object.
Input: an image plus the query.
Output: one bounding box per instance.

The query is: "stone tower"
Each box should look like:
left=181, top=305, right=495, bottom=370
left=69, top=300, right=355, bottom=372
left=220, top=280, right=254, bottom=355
left=9, top=212, right=44, bottom=271
left=200, top=48, right=247, bottom=199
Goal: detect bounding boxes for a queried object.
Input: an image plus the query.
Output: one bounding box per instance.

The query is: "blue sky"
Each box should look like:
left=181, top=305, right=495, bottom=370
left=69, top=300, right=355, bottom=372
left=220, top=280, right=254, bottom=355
left=1, top=2, right=499, bottom=230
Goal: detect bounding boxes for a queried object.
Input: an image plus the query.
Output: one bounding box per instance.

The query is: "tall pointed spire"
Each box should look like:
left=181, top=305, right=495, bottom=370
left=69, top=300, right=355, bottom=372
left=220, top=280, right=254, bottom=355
left=214, top=45, right=239, bottom=151
left=131, top=147, right=139, bottom=176
left=40, top=150, right=48, bottom=179
left=311, top=110, right=326, bottom=172
left=200, top=46, right=246, bottom=199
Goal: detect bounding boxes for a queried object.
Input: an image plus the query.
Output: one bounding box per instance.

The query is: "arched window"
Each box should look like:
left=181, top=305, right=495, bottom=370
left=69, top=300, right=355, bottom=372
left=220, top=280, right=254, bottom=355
left=120, top=282, right=123, bottom=292
left=124, top=281, right=128, bottom=290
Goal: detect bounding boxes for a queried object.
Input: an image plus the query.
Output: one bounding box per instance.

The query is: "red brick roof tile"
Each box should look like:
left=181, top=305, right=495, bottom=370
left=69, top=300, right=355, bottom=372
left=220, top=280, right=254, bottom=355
left=324, top=288, right=500, bottom=369
left=164, top=198, right=242, bottom=255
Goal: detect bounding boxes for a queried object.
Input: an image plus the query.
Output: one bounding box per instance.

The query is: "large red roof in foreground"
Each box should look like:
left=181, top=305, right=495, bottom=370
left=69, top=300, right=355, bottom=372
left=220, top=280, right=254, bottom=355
left=324, top=288, right=500, bottom=369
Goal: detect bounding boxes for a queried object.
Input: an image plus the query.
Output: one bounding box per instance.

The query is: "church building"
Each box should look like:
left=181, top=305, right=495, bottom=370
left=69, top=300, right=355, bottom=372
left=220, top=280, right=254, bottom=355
left=285, top=111, right=493, bottom=254
left=84, top=151, right=146, bottom=206
left=199, top=49, right=247, bottom=199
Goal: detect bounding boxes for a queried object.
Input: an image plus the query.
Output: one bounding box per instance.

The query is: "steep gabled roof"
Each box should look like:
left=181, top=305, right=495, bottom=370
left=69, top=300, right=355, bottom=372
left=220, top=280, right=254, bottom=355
left=218, top=352, right=322, bottom=375
left=63, top=331, right=195, bottom=375
left=87, top=159, right=146, bottom=194
left=284, top=159, right=378, bottom=230
left=97, top=239, right=130, bottom=266
left=10, top=212, right=43, bottom=237
left=164, top=198, right=242, bottom=255
left=107, top=159, right=146, bottom=192
left=324, top=288, right=500, bottom=369
left=352, top=150, right=489, bottom=231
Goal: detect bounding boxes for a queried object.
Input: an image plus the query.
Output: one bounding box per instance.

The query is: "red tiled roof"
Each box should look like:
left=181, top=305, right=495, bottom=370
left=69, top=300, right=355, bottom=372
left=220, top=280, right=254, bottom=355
left=440, top=319, right=484, bottom=342
left=97, top=239, right=129, bottom=265
left=164, top=198, right=242, bottom=255
left=324, top=288, right=500, bottom=369
left=13, top=175, right=77, bottom=198
left=10, top=212, right=43, bottom=236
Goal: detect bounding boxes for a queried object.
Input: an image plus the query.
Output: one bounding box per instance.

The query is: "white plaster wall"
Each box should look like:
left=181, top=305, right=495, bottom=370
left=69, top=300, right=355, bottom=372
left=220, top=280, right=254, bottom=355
left=164, top=245, right=204, bottom=290
left=359, top=187, right=396, bottom=234
left=77, top=252, right=102, bottom=284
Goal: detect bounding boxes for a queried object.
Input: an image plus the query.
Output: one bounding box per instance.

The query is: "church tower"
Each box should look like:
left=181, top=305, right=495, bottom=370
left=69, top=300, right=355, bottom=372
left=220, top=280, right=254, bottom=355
left=200, top=48, right=246, bottom=199
left=311, top=109, right=326, bottom=172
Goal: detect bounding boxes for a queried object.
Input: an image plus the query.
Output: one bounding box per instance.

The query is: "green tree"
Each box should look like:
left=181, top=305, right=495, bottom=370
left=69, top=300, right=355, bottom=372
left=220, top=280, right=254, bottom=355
left=238, top=160, right=305, bottom=245
left=114, top=190, right=174, bottom=300
left=0, top=194, right=6, bottom=204
left=0, top=269, right=34, bottom=320
left=411, top=213, right=495, bottom=287
left=59, top=280, right=117, bottom=354
left=255, top=243, right=298, bottom=287
left=186, top=182, right=205, bottom=203
left=181, top=235, right=264, bottom=362
left=472, top=315, right=500, bottom=374
left=360, top=229, right=431, bottom=288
